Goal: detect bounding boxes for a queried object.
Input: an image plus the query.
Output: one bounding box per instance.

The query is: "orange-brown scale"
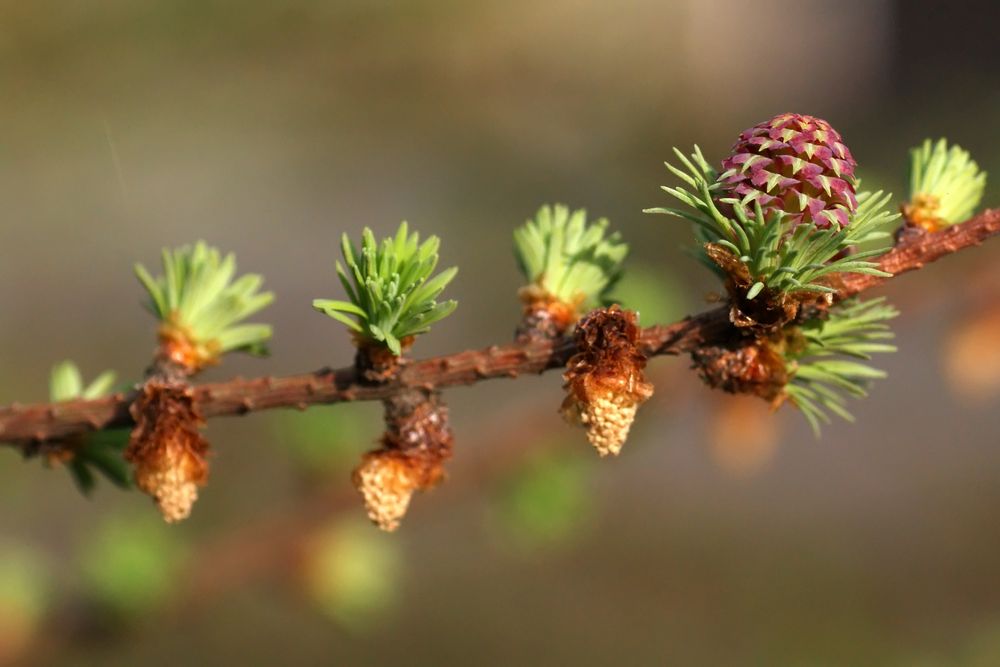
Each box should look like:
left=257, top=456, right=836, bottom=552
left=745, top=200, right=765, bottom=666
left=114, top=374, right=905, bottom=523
left=157, top=315, right=220, bottom=375
left=902, top=194, right=946, bottom=233
left=515, top=285, right=585, bottom=342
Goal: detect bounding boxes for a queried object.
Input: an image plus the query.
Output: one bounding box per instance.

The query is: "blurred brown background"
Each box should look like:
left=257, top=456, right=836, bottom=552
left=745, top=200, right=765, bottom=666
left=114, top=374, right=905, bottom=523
left=1, top=0, right=1000, bottom=665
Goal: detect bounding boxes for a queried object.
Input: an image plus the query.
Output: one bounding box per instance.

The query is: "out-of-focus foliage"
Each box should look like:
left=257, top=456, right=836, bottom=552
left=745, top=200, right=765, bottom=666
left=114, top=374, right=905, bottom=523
left=955, top=621, right=1000, bottom=667
left=300, top=518, right=402, bottom=631
left=0, top=546, right=52, bottom=665
left=270, top=403, right=382, bottom=477
left=708, top=395, right=780, bottom=477
left=607, top=261, right=687, bottom=325
left=78, top=514, right=187, bottom=616
left=491, top=448, right=593, bottom=550
left=49, top=361, right=116, bottom=402
left=945, top=303, right=1000, bottom=401
left=49, top=361, right=130, bottom=495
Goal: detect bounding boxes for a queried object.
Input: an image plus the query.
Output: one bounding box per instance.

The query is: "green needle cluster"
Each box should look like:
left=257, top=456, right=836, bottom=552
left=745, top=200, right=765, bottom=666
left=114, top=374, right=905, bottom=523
left=513, top=204, right=628, bottom=309
left=134, top=241, right=274, bottom=360
left=314, top=222, right=458, bottom=355
left=784, top=298, right=898, bottom=434
left=49, top=361, right=130, bottom=495
left=907, top=138, right=987, bottom=226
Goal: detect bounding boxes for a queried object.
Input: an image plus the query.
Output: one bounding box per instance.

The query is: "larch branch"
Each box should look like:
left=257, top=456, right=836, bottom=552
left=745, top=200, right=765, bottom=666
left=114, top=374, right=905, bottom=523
left=2, top=209, right=998, bottom=448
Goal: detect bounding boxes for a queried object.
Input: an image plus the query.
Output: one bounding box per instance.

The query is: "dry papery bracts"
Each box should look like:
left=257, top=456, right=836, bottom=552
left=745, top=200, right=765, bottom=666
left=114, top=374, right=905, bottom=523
left=126, top=381, right=209, bottom=523
left=25, top=113, right=990, bottom=530
left=561, top=306, right=653, bottom=457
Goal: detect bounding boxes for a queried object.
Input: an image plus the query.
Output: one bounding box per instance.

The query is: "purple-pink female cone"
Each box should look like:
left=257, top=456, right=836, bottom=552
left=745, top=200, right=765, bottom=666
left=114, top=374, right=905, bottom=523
left=717, top=113, right=858, bottom=229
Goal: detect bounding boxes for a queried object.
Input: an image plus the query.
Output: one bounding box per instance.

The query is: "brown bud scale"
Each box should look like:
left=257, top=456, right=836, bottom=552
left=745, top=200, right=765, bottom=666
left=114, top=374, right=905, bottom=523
left=353, top=335, right=415, bottom=383
left=705, top=243, right=834, bottom=332
left=515, top=285, right=584, bottom=342
left=692, top=339, right=789, bottom=404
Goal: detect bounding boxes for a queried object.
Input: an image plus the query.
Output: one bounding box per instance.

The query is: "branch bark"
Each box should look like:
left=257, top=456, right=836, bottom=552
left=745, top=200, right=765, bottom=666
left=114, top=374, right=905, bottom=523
left=2, top=209, right=998, bottom=448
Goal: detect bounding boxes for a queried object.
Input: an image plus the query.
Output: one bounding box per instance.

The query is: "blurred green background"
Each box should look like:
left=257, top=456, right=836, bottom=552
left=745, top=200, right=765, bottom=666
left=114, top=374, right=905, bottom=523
left=2, top=1, right=1000, bottom=665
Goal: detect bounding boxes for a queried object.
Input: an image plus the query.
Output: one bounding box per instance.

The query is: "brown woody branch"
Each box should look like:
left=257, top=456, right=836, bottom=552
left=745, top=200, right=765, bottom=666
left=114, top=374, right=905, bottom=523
left=2, top=209, right=998, bottom=448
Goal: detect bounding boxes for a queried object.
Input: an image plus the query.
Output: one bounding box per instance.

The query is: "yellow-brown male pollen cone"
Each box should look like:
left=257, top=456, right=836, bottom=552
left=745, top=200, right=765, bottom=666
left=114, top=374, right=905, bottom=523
left=561, top=305, right=653, bottom=457
left=352, top=450, right=426, bottom=532
left=125, top=382, right=210, bottom=523
left=352, top=382, right=453, bottom=531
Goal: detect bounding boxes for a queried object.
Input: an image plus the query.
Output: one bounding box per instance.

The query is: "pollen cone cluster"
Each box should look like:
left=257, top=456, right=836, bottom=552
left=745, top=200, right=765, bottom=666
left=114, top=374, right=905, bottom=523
left=125, top=382, right=209, bottom=523
left=561, top=306, right=653, bottom=457
left=353, top=390, right=452, bottom=531
left=718, top=113, right=858, bottom=229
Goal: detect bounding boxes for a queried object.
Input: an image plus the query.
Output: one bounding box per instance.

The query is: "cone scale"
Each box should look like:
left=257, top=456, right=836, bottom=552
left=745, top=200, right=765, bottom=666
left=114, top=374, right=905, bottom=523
left=718, top=113, right=858, bottom=229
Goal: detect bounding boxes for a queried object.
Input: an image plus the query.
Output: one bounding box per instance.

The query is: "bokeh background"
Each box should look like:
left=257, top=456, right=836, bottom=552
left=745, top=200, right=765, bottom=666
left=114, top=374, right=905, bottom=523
left=1, top=0, right=1000, bottom=664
